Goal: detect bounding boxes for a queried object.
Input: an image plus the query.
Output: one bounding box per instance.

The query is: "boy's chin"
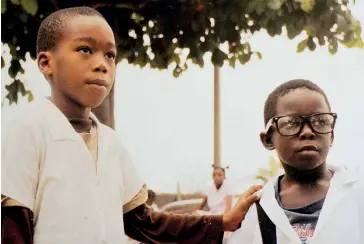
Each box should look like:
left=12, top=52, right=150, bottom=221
left=87, top=100, right=105, bottom=109
left=80, top=97, right=107, bottom=109
left=288, top=160, right=325, bottom=171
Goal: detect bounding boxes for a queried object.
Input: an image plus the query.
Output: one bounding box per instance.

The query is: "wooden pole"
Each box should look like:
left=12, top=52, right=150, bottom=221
left=91, top=84, right=115, bottom=129
left=213, top=65, right=221, bottom=168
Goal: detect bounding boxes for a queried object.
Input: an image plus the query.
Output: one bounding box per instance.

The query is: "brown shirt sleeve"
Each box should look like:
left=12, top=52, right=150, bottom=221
left=1, top=206, right=34, bottom=244
left=124, top=203, right=224, bottom=244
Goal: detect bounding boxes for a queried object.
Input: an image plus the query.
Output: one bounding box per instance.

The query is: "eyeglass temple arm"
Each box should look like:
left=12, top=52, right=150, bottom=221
left=264, top=118, right=274, bottom=133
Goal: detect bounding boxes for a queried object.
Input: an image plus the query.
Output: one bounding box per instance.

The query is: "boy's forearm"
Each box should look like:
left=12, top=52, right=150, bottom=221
left=124, top=203, right=224, bottom=244
left=197, top=196, right=208, bottom=210
left=1, top=206, right=34, bottom=244
left=224, top=195, right=233, bottom=214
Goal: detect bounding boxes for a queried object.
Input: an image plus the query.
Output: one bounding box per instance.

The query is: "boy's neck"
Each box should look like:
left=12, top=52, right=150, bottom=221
left=50, top=92, right=91, bottom=120
left=215, top=183, right=223, bottom=190
left=282, top=162, right=332, bottom=186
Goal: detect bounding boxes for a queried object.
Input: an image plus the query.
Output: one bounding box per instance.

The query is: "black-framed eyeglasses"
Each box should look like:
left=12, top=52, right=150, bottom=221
left=265, top=113, right=337, bottom=136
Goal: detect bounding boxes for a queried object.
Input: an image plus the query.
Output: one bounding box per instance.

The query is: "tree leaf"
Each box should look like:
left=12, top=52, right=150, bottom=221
left=238, top=53, right=251, bottom=65
left=4, top=79, right=33, bottom=104
left=297, top=39, right=308, bottom=53
left=1, top=0, right=6, bottom=14
left=195, top=54, right=204, bottom=67
left=339, top=38, right=357, bottom=48
left=21, top=0, right=38, bottom=16
left=228, top=57, right=236, bottom=68
left=8, top=59, right=21, bottom=78
left=211, top=48, right=228, bottom=67
left=255, top=0, right=267, bottom=15
left=183, top=63, right=188, bottom=70
left=267, top=0, right=285, bottom=10
left=300, top=0, right=315, bottom=12
left=267, top=21, right=278, bottom=37
left=286, top=25, right=299, bottom=40
left=255, top=52, right=262, bottom=60
left=172, top=65, right=182, bottom=78
left=307, top=37, right=316, bottom=51
left=10, top=0, right=20, bottom=5
left=356, top=38, right=364, bottom=49
left=317, top=36, right=325, bottom=46
left=242, top=43, right=251, bottom=54
left=9, top=45, right=18, bottom=60
left=5, top=80, right=22, bottom=104
left=329, top=40, right=338, bottom=55
left=26, top=90, right=34, bottom=102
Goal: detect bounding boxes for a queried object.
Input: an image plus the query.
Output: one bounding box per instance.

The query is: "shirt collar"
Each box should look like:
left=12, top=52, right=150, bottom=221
left=42, top=97, right=100, bottom=140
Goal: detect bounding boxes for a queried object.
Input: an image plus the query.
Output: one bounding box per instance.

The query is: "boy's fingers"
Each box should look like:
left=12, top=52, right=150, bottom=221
left=239, top=185, right=263, bottom=205
left=232, top=185, right=263, bottom=210
left=242, top=185, right=263, bottom=198
left=246, top=192, right=262, bottom=205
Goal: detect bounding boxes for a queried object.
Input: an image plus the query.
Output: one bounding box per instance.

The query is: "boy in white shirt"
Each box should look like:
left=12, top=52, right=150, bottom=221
left=1, top=6, right=262, bottom=244
left=228, top=79, right=364, bottom=244
left=197, top=166, right=233, bottom=215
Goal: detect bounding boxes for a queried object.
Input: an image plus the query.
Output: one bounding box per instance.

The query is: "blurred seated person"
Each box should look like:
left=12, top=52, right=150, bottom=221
left=195, top=166, right=232, bottom=215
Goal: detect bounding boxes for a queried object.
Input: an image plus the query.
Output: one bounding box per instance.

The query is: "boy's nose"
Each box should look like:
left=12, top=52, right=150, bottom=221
left=92, top=59, right=108, bottom=73
left=298, top=123, right=316, bottom=140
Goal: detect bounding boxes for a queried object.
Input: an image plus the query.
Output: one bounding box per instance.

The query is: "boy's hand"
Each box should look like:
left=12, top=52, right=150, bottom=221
left=222, top=185, right=263, bottom=232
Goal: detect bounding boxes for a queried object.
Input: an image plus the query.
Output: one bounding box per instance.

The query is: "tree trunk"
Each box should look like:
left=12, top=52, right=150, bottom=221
left=91, top=84, right=115, bottom=129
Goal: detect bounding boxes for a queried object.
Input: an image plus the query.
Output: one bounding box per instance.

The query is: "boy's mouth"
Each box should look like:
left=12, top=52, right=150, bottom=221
left=86, top=79, right=107, bottom=87
left=298, top=145, right=318, bottom=152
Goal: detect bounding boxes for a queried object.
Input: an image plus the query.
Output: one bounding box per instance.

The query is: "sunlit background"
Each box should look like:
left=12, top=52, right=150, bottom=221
left=2, top=1, right=364, bottom=194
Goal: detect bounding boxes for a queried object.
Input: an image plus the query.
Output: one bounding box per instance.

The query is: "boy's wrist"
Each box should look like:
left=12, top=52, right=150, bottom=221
left=222, top=213, right=231, bottom=231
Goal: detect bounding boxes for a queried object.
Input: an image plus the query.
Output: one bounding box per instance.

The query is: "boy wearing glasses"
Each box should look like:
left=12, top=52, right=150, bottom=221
left=228, top=79, right=364, bottom=244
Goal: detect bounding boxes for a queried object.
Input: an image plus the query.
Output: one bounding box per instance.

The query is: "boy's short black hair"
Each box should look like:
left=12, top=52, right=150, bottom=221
left=212, top=165, right=229, bottom=174
left=36, top=6, right=105, bottom=55
left=264, top=79, right=331, bottom=126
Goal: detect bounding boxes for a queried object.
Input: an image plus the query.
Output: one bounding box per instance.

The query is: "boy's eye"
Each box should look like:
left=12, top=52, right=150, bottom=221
left=278, top=117, right=301, bottom=129
left=77, top=47, right=92, bottom=55
left=312, top=118, right=329, bottom=125
left=311, top=114, right=333, bottom=126
left=286, top=119, right=300, bottom=126
left=106, top=52, right=116, bottom=60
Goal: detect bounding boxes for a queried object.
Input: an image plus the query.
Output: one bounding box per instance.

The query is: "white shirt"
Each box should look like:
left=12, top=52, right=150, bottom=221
left=227, top=166, right=364, bottom=244
left=1, top=98, right=144, bottom=244
left=203, top=181, right=232, bottom=214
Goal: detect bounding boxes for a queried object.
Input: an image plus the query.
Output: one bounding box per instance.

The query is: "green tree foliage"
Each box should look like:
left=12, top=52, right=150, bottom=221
left=255, top=156, right=283, bottom=184
left=1, top=0, right=363, bottom=105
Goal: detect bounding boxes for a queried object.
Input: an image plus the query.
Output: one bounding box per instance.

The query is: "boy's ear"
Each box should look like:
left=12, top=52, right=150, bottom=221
left=37, top=51, right=53, bottom=77
left=260, top=132, right=275, bottom=150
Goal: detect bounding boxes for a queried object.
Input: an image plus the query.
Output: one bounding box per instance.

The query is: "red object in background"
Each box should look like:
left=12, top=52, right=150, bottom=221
left=196, top=0, right=204, bottom=12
